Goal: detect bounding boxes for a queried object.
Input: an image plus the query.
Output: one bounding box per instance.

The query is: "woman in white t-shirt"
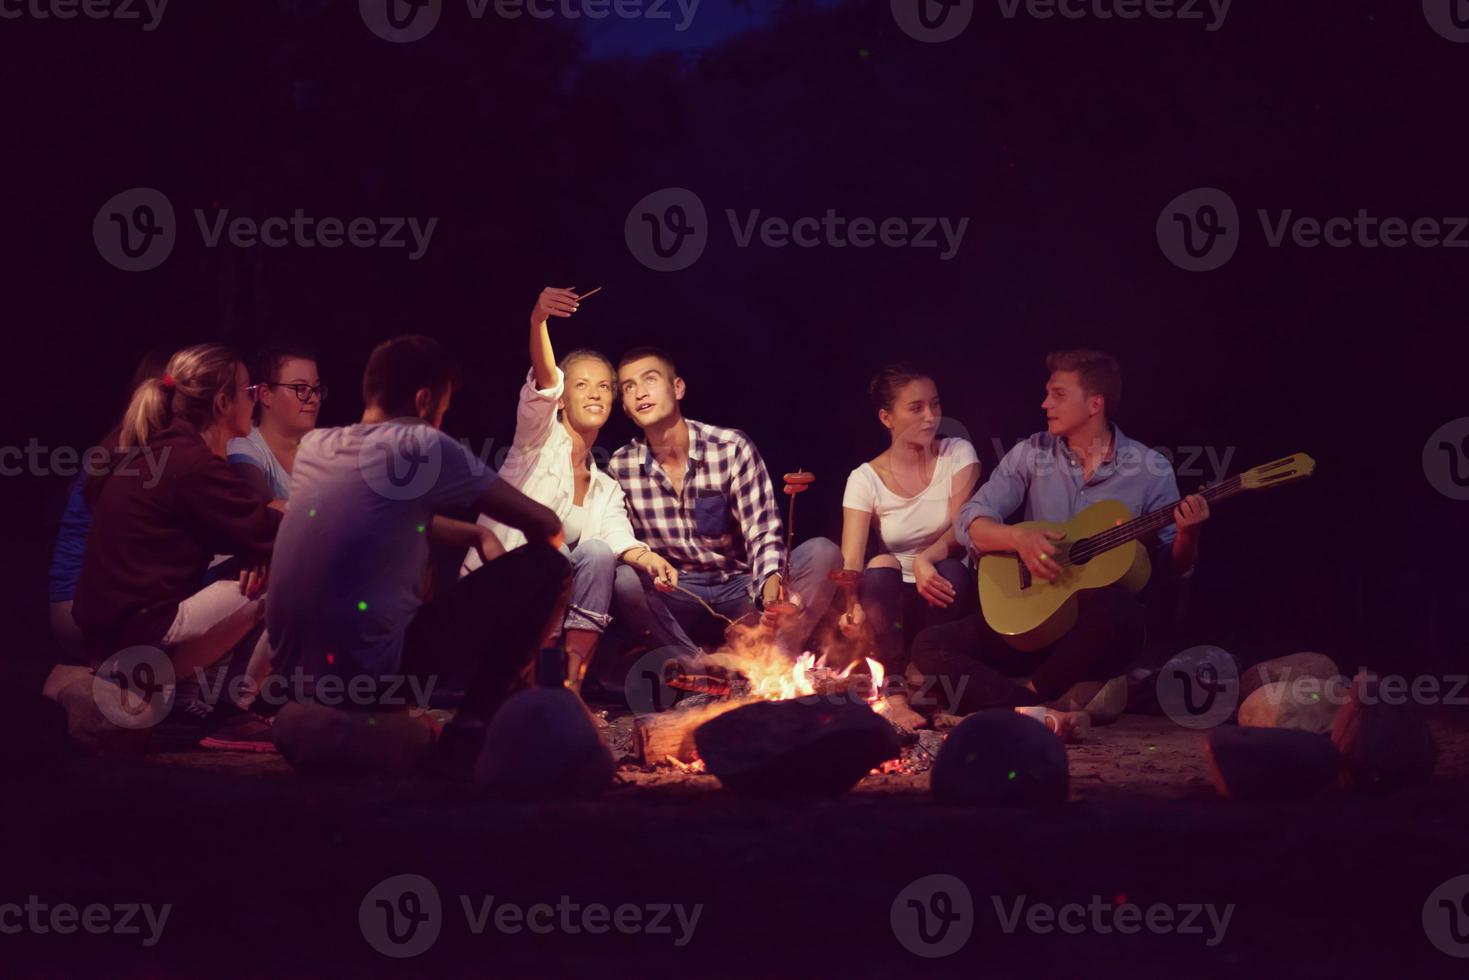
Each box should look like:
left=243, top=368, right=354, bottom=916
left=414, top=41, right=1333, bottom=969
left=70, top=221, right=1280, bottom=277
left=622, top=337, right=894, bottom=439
left=462, top=286, right=680, bottom=692
left=839, top=364, right=981, bottom=730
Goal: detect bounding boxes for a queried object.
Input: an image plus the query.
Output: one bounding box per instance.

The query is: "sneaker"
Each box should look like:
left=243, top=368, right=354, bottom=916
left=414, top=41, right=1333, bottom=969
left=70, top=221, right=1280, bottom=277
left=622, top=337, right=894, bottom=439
left=198, top=704, right=277, bottom=754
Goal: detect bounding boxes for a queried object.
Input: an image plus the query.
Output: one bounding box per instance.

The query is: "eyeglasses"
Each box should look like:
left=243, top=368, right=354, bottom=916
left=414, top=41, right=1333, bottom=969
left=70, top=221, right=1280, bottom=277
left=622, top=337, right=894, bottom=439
left=249, top=382, right=329, bottom=403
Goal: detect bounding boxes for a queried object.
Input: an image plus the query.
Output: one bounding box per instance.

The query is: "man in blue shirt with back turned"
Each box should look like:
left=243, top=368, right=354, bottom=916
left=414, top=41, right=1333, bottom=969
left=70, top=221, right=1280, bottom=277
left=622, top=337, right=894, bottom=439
left=910, top=350, right=1211, bottom=731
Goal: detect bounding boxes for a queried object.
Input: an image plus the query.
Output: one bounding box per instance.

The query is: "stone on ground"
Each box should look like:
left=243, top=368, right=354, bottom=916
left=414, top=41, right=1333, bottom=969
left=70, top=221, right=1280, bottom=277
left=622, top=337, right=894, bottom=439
left=931, top=709, right=1069, bottom=806
left=694, top=697, right=900, bottom=800
left=1237, top=678, right=1344, bottom=734
left=476, top=688, right=614, bottom=799
left=1331, top=672, right=1436, bottom=793
left=1205, top=726, right=1340, bottom=802
left=273, top=702, right=437, bottom=774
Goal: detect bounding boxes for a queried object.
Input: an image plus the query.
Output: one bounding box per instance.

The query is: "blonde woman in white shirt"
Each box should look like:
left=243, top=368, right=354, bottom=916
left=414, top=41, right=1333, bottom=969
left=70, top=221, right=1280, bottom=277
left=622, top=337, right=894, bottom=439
left=463, top=287, right=680, bottom=691
left=839, top=364, right=981, bottom=730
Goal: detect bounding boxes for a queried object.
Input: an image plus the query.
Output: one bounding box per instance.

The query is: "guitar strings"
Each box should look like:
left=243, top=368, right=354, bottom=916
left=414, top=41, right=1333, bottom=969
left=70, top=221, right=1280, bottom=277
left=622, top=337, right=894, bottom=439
left=1057, top=476, right=1244, bottom=566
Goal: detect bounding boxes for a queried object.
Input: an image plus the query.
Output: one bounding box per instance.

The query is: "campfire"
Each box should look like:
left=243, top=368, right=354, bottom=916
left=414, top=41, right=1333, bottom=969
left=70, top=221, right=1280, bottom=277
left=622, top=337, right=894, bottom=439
left=629, top=469, right=935, bottom=782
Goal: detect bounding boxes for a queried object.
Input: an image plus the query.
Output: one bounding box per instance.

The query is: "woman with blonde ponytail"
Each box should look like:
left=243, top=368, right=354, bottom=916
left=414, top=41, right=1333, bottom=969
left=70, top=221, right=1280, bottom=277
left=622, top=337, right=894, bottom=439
left=72, top=344, right=283, bottom=745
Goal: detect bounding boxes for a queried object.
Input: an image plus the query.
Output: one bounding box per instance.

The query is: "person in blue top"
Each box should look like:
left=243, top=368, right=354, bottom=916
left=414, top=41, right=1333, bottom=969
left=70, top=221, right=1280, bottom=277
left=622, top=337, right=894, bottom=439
left=227, top=342, right=324, bottom=501
left=47, top=348, right=172, bottom=663
left=910, top=350, right=1211, bottom=733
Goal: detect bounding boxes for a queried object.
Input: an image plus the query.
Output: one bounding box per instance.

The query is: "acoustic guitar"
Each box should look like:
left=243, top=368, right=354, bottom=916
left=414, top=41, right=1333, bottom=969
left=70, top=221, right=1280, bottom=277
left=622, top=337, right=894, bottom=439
left=977, top=453, right=1316, bottom=650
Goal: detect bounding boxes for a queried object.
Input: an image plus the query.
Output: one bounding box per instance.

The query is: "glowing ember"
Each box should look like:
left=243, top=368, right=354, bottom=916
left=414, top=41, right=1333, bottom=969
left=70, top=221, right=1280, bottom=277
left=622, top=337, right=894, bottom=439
left=709, top=647, right=888, bottom=708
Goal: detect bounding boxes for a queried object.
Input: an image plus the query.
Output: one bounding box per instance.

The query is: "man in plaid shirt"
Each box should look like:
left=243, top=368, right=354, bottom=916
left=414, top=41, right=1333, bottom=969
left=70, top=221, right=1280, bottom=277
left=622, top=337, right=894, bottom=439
left=609, top=347, right=841, bottom=658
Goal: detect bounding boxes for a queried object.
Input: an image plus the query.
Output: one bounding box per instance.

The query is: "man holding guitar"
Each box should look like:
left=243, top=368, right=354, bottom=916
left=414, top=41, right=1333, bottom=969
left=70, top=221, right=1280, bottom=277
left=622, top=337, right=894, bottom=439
left=910, top=349, right=1210, bottom=732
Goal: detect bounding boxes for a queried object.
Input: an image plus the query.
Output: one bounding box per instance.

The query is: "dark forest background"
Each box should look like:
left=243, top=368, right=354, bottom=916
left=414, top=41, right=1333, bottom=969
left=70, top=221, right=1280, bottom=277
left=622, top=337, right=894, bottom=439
left=2, top=0, right=1465, bottom=683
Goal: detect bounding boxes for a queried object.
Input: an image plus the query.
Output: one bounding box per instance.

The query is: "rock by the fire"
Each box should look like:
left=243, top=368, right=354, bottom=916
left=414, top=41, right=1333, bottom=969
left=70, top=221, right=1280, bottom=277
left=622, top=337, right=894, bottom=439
left=930, top=710, right=1068, bottom=806
left=477, top=688, right=614, bottom=799
left=1237, top=678, right=1343, bottom=734
left=54, top=676, right=151, bottom=756
left=273, top=703, right=437, bottom=774
left=1330, top=672, right=1436, bottom=793
left=1239, top=652, right=1342, bottom=702
left=693, top=697, right=900, bottom=800
left=1205, top=726, right=1340, bottom=802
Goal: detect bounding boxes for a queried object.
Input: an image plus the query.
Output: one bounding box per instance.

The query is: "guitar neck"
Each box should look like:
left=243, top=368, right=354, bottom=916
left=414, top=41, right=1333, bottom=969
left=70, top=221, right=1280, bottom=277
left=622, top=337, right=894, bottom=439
left=1081, top=476, right=1245, bottom=556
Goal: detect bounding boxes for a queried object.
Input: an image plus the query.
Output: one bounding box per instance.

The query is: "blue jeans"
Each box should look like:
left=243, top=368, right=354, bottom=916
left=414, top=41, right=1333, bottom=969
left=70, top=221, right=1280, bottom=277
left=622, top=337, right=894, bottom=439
left=563, top=539, right=617, bottom=634
left=612, top=538, right=843, bottom=658
left=860, top=559, right=974, bottom=677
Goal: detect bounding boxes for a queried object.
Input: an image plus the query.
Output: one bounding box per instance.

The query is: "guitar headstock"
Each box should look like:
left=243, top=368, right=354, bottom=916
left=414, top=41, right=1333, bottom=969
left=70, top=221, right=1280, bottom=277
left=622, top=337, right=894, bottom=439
left=1238, top=452, right=1316, bottom=491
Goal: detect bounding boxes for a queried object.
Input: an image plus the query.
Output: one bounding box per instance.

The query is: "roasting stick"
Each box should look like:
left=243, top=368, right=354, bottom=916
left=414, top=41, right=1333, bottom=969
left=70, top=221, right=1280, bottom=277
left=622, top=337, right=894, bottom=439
left=778, top=470, right=814, bottom=605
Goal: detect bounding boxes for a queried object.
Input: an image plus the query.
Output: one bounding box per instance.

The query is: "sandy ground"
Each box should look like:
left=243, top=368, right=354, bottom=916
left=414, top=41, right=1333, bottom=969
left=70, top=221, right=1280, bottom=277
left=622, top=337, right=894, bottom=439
left=3, top=711, right=1468, bottom=977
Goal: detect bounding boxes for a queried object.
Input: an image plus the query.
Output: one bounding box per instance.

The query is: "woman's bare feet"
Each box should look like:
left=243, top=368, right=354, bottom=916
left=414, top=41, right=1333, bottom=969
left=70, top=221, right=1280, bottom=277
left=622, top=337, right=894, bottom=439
left=1042, top=709, right=1089, bottom=743
left=880, top=693, right=928, bottom=732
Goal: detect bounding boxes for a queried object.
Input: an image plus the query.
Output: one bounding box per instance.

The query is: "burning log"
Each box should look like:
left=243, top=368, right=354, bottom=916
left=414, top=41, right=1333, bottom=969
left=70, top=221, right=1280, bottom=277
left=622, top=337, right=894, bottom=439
left=633, top=698, right=756, bottom=765
left=693, top=697, right=901, bottom=800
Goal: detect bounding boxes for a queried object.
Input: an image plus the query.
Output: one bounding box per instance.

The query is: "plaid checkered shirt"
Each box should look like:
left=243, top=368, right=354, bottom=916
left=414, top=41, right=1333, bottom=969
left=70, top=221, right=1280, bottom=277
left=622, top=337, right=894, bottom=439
left=607, top=418, right=785, bottom=587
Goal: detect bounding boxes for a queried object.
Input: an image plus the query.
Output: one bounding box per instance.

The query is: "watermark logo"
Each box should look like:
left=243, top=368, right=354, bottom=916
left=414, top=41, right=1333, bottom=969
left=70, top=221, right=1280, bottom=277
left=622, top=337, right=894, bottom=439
left=360, top=0, right=698, bottom=43
left=358, top=423, right=445, bottom=501
left=1424, top=418, right=1469, bottom=501
left=360, top=0, right=443, bottom=42
left=0, top=897, right=171, bottom=946
left=1156, top=187, right=1239, bottom=272
left=625, top=187, right=968, bottom=271
left=359, top=875, right=702, bottom=956
left=892, top=0, right=973, bottom=43
left=623, top=647, right=685, bottom=715
left=1160, top=187, right=1469, bottom=271
left=1424, top=874, right=1469, bottom=957
left=891, top=874, right=973, bottom=957
left=993, top=894, right=1232, bottom=945
left=1423, top=0, right=1469, bottom=43
left=360, top=874, right=444, bottom=958
left=1156, top=644, right=1238, bottom=729
left=92, top=646, right=175, bottom=729
left=0, top=439, right=170, bottom=485
left=0, top=0, right=169, bottom=30
left=93, top=189, right=438, bottom=270
left=625, top=187, right=708, bottom=272
left=94, top=188, right=176, bottom=272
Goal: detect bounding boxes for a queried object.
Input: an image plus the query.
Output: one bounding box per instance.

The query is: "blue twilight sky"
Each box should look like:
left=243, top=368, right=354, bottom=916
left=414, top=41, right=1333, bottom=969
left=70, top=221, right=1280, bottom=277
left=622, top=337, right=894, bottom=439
left=570, top=0, right=850, bottom=60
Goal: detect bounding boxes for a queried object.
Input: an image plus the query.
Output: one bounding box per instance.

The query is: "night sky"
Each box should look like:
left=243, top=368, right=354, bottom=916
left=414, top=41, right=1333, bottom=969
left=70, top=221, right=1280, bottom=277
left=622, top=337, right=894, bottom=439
left=3, top=0, right=1465, bottom=679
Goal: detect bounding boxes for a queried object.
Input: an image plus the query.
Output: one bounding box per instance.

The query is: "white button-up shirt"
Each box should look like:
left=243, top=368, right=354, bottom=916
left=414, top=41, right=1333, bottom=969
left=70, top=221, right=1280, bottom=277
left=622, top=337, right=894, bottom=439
left=462, top=367, right=645, bottom=574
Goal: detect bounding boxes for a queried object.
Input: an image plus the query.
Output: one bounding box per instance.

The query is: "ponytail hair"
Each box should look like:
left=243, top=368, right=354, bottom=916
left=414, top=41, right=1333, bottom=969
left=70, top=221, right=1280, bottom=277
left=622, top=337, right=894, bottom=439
left=868, top=362, right=934, bottom=413
left=117, top=343, right=244, bottom=450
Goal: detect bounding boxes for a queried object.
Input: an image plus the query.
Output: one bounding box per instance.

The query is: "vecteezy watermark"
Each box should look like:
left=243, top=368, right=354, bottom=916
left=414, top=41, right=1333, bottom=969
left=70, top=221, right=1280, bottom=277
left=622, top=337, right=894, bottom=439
left=1158, top=187, right=1469, bottom=272
left=1257, top=671, right=1469, bottom=710
left=359, top=874, right=703, bottom=958
left=0, top=0, right=168, bottom=31
left=92, top=646, right=177, bottom=730
left=0, top=896, right=171, bottom=947
left=94, top=188, right=437, bottom=272
left=358, top=0, right=698, bottom=44
left=891, top=876, right=1233, bottom=955
left=0, top=439, right=170, bottom=485
left=1424, top=874, right=1469, bottom=958
left=1156, top=645, right=1239, bottom=730
left=891, top=0, right=1229, bottom=44
left=1424, top=418, right=1469, bottom=501
left=1423, top=0, right=1469, bottom=43
left=985, top=436, right=1237, bottom=483
left=891, top=874, right=974, bottom=957
left=991, top=894, right=1233, bottom=946
left=90, top=646, right=440, bottom=729
left=625, top=188, right=968, bottom=272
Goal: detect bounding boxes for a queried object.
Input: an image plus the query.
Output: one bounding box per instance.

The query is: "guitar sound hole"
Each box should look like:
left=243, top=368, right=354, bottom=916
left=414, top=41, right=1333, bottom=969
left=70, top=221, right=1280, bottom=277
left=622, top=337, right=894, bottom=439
left=1068, top=537, right=1094, bottom=565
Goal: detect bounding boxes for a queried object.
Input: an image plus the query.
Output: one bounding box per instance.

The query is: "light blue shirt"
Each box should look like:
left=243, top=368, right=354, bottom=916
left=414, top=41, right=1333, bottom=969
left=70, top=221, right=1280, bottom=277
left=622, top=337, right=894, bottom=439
left=955, top=425, right=1181, bottom=555
left=227, top=426, right=292, bottom=500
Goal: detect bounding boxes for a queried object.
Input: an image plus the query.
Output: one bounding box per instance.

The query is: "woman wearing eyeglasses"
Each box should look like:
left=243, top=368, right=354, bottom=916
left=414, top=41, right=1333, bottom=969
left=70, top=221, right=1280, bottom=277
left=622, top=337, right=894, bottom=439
left=227, top=343, right=325, bottom=501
